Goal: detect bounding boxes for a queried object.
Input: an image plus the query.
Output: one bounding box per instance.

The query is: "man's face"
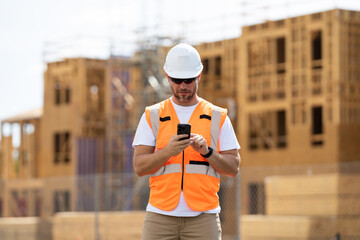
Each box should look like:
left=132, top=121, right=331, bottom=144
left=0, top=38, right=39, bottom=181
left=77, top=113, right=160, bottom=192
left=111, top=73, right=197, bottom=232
left=169, top=77, right=199, bottom=105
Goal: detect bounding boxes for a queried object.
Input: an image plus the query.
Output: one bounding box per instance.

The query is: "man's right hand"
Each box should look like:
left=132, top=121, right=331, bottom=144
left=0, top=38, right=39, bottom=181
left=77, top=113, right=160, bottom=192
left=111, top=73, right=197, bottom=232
left=133, top=134, right=191, bottom=176
left=163, top=134, right=192, bottom=157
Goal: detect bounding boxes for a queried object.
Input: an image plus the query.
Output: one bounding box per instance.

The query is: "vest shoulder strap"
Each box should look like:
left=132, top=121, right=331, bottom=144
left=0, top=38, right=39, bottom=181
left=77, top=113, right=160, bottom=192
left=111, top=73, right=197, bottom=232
left=208, top=103, right=227, bottom=151
left=145, top=103, right=161, bottom=139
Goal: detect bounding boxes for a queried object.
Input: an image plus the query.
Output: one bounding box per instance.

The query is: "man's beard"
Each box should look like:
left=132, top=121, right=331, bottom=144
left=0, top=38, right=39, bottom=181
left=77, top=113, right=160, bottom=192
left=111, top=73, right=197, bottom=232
left=171, top=85, right=197, bottom=103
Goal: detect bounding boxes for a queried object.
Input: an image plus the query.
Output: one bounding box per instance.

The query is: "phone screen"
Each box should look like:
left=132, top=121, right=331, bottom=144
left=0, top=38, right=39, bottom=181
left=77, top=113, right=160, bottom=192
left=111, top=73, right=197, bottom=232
left=177, top=124, right=191, bottom=140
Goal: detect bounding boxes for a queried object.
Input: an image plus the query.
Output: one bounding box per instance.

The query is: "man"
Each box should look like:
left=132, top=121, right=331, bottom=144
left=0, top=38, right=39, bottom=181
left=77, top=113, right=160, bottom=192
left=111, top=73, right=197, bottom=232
left=132, top=43, right=240, bottom=240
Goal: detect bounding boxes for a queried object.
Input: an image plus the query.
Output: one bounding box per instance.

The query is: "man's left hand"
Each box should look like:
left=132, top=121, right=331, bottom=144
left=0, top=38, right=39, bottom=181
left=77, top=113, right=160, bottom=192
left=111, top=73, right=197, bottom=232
left=190, top=133, right=209, bottom=155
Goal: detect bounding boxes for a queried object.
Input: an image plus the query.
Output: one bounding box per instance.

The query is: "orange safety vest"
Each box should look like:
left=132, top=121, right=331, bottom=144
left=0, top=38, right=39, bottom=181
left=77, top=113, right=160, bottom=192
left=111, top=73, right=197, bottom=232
left=145, top=98, right=227, bottom=211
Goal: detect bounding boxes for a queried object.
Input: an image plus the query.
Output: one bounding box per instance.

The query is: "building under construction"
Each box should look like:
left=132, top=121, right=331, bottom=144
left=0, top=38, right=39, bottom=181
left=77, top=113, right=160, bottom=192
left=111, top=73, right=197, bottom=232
left=239, top=9, right=360, bottom=167
left=238, top=9, right=360, bottom=239
left=0, top=56, right=146, bottom=217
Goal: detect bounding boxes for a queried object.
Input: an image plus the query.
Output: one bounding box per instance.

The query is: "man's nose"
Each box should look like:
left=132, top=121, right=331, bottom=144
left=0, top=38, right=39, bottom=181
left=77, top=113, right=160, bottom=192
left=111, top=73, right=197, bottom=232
left=180, top=82, right=187, bottom=88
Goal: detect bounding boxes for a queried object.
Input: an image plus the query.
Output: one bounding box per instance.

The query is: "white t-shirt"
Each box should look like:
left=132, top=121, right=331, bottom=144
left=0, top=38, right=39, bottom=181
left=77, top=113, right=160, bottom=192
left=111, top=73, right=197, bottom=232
left=132, top=97, right=240, bottom=217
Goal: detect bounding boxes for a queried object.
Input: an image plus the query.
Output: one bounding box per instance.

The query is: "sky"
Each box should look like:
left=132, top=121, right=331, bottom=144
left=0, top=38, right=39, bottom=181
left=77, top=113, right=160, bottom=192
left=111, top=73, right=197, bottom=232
left=1, top=0, right=360, bottom=130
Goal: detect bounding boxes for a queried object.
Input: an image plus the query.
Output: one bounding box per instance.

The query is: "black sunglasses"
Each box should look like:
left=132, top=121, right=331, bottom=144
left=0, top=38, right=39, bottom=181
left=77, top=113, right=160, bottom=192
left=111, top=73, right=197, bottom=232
left=170, top=77, right=197, bottom=84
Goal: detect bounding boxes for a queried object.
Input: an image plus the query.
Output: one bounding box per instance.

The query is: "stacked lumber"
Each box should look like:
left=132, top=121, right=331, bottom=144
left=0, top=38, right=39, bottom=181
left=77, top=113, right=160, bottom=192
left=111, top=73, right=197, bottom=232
left=265, top=173, right=360, bottom=216
left=241, top=215, right=360, bottom=240
left=52, top=211, right=145, bottom=240
left=0, top=217, right=52, bottom=240
left=241, top=173, right=360, bottom=240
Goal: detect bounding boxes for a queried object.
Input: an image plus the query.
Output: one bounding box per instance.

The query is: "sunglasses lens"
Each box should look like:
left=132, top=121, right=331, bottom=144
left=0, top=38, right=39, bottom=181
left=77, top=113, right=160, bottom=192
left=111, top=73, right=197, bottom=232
left=184, top=79, right=194, bottom=84
left=172, top=79, right=183, bottom=84
left=171, top=77, right=196, bottom=84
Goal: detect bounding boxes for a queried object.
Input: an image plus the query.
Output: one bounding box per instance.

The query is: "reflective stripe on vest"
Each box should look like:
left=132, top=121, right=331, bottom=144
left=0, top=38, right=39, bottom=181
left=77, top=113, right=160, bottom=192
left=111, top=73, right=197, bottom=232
left=147, top=103, right=160, bottom=141
left=150, top=164, right=181, bottom=177
left=150, top=163, right=219, bottom=179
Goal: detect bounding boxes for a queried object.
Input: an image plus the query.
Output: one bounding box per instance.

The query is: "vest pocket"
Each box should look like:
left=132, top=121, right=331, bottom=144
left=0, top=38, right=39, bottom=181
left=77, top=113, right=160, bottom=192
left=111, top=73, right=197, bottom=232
left=183, top=174, right=220, bottom=211
left=149, top=173, right=182, bottom=211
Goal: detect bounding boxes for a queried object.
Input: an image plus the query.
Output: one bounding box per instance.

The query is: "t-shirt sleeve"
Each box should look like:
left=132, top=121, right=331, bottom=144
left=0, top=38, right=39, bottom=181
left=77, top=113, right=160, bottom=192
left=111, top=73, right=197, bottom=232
left=132, top=113, right=156, bottom=147
left=219, top=116, right=240, bottom=151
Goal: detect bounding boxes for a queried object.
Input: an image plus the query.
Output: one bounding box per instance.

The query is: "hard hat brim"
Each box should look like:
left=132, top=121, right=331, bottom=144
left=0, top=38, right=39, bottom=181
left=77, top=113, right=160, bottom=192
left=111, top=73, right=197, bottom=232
left=163, top=66, right=203, bottom=79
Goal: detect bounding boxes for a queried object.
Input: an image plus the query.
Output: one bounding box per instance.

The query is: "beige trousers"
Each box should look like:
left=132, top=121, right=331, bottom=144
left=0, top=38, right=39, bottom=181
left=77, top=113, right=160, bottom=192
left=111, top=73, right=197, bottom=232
left=142, top=212, right=222, bottom=240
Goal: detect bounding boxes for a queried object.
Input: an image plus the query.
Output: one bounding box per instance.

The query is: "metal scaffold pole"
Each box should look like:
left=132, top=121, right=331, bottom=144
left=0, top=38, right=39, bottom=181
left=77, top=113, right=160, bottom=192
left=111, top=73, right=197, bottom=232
left=236, top=170, right=241, bottom=240
left=95, top=175, right=100, bottom=240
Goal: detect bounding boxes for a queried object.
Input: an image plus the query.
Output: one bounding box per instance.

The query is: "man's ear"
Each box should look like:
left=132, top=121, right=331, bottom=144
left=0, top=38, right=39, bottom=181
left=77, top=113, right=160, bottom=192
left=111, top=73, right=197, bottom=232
left=166, top=74, right=171, bottom=84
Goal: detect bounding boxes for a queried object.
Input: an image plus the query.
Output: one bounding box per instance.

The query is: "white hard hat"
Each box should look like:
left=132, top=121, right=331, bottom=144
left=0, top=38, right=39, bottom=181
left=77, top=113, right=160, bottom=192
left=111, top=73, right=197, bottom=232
left=163, top=43, right=203, bottom=79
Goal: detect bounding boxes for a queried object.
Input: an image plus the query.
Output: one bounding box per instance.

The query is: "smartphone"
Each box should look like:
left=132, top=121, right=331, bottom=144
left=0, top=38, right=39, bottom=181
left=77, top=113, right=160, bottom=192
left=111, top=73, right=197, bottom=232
left=177, top=123, right=191, bottom=141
